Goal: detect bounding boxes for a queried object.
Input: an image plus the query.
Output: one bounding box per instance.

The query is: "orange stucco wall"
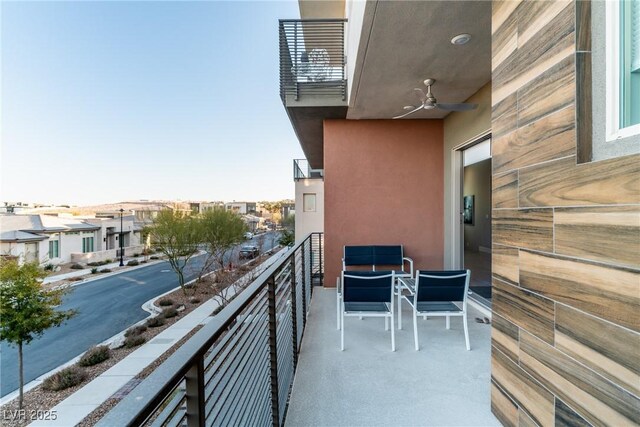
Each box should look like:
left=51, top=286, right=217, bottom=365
left=323, top=119, right=444, bottom=286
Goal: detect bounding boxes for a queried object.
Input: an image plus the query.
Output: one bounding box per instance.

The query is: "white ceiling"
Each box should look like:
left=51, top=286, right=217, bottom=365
left=347, top=0, right=492, bottom=120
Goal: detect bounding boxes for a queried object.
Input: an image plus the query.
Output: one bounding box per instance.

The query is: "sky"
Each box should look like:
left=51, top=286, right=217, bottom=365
left=1, top=0, right=305, bottom=206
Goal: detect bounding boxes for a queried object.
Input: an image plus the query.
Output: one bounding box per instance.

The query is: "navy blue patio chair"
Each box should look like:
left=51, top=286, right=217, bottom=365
left=340, top=271, right=395, bottom=351
left=402, top=270, right=471, bottom=351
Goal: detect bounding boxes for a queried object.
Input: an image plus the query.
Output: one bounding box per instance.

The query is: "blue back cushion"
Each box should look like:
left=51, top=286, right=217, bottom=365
left=343, top=271, right=393, bottom=303
left=344, top=246, right=375, bottom=266
left=373, top=245, right=403, bottom=266
left=416, top=270, right=468, bottom=302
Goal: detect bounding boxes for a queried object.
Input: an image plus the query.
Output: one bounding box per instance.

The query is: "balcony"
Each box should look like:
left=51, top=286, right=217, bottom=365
left=278, top=19, right=348, bottom=169
left=293, top=158, right=323, bottom=180
left=98, top=233, right=496, bottom=426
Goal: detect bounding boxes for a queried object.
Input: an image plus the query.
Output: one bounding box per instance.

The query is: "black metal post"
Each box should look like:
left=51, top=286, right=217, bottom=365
left=119, top=208, right=124, bottom=266
left=300, top=239, right=307, bottom=326
left=318, top=233, right=323, bottom=287
left=185, top=358, right=205, bottom=427
left=290, top=254, right=298, bottom=367
left=267, top=276, right=280, bottom=427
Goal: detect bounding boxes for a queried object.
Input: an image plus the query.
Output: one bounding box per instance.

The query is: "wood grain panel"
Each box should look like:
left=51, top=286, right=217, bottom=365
left=555, top=304, right=640, bottom=396
left=492, top=93, right=518, bottom=139
left=492, top=6, right=518, bottom=72
left=493, top=208, right=553, bottom=251
left=576, top=51, right=592, bottom=163
left=492, top=313, right=519, bottom=362
left=518, top=54, right=575, bottom=128
left=575, top=0, right=591, bottom=52
left=520, top=331, right=640, bottom=426
left=493, top=171, right=518, bottom=209
left=518, top=409, right=538, bottom=427
left=493, top=278, right=555, bottom=345
left=555, top=205, right=640, bottom=267
left=492, top=244, right=519, bottom=284
left=517, top=0, right=573, bottom=47
left=492, top=0, right=522, bottom=36
left=493, top=3, right=574, bottom=105
left=492, top=346, right=555, bottom=427
left=519, top=154, right=640, bottom=207
left=493, top=106, right=576, bottom=174
left=555, top=399, right=591, bottom=427
left=520, top=250, right=640, bottom=332
left=491, top=381, right=518, bottom=427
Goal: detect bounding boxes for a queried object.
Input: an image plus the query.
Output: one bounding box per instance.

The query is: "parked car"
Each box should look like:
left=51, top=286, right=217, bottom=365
left=244, top=232, right=254, bottom=239
left=239, top=245, right=259, bottom=259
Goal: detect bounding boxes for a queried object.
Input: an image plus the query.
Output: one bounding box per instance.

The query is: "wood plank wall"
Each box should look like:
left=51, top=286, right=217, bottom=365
left=490, top=1, right=640, bottom=426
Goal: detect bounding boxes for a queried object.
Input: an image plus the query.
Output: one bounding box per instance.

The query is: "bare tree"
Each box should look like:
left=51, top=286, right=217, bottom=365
left=197, top=209, right=246, bottom=283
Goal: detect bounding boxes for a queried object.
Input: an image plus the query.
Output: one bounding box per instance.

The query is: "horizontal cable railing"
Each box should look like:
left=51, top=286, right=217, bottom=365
left=293, top=158, right=324, bottom=180
left=279, top=19, right=347, bottom=102
left=97, top=233, right=323, bottom=427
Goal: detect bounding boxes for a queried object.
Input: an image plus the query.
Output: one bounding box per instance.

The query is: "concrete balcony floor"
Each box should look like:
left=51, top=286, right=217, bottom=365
left=285, top=288, right=499, bottom=426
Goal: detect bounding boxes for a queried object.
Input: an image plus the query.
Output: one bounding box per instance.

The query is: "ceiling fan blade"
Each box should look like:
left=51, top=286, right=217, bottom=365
left=435, top=103, right=478, bottom=111
left=414, top=88, right=426, bottom=103
left=393, top=105, right=423, bottom=119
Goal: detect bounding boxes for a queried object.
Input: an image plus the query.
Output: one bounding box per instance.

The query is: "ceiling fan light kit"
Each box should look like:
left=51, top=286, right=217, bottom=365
left=392, top=78, right=478, bottom=119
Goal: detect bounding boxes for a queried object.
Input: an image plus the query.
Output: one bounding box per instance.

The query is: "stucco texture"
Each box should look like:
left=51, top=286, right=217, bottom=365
left=323, top=119, right=444, bottom=286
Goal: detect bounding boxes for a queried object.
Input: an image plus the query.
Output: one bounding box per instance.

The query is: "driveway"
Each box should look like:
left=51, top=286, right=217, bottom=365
left=0, top=232, right=280, bottom=397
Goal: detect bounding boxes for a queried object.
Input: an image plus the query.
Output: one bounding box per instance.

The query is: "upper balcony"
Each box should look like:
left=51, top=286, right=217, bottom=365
left=278, top=19, right=348, bottom=169
left=293, top=158, right=323, bottom=180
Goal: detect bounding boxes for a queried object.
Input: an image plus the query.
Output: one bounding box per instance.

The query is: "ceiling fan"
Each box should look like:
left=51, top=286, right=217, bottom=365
left=393, top=78, right=478, bottom=119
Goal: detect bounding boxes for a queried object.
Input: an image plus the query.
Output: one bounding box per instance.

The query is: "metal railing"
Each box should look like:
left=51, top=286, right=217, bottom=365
left=293, top=159, right=324, bottom=180
left=279, top=19, right=347, bottom=102
left=97, top=233, right=324, bottom=427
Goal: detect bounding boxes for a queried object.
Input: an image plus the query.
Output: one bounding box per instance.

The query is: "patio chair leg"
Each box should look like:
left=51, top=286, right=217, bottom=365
left=385, top=317, right=389, bottom=331
left=398, top=289, right=402, bottom=330
left=423, top=315, right=427, bottom=320
left=391, top=314, right=395, bottom=351
left=341, top=312, right=345, bottom=351
left=446, top=316, right=450, bottom=330
left=413, top=309, right=419, bottom=351
left=463, top=312, right=470, bottom=351
left=336, top=278, right=341, bottom=330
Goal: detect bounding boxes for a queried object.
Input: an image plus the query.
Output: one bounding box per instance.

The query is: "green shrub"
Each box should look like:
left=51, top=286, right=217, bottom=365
left=124, top=325, right=147, bottom=337
left=78, top=345, right=110, bottom=367
left=190, top=298, right=201, bottom=304
left=100, top=268, right=112, bottom=273
left=124, top=335, right=146, bottom=348
left=140, top=260, right=148, bottom=264
left=150, top=256, right=160, bottom=260
left=91, top=267, right=99, bottom=274
left=87, top=262, right=99, bottom=267
left=161, top=307, right=178, bottom=319
left=133, top=253, right=141, bottom=257
left=127, top=260, right=139, bottom=266
left=157, top=298, right=174, bottom=307
left=42, top=366, right=86, bottom=391
left=44, top=263, right=55, bottom=271
left=70, top=263, right=84, bottom=270
left=146, top=316, right=165, bottom=328
left=105, top=258, right=113, bottom=263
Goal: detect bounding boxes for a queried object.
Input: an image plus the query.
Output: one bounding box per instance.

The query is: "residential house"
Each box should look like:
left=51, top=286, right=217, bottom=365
left=225, top=201, right=257, bottom=215
left=99, top=1, right=639, bottom=425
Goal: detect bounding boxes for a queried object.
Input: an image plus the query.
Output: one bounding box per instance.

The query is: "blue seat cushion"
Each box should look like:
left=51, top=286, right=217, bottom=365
left=373, top=245, right=403, bottom=266
left=416, top=302, right=461, bottom=312
left=344, top=302, right=390, bottom=312
left=344, top=246, right=375, bottom=266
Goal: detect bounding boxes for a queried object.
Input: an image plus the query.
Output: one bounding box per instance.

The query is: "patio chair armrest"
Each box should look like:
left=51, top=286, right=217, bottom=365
left=403, top=257, right=414, bottom=277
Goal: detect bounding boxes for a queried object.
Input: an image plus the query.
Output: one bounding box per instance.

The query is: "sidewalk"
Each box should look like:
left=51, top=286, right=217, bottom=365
left=30, top=249, right=286, bottom=427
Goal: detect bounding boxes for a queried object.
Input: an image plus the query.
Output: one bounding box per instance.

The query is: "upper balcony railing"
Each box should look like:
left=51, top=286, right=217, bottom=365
left=293, top=158, right=324, bottom=180
left=97, top=233, right=324, bottom=427
left=279, top=19, right=347, bottom=104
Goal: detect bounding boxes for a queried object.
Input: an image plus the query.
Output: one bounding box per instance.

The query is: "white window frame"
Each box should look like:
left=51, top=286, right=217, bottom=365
left=606, top=0, right=640, bottom=141
left=303, top=193, right=316, bottom=212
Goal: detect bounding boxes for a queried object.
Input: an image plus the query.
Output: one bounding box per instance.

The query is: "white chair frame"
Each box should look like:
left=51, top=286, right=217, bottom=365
left=340, top=271, right=395, bottom=351
left=403, top=270, right=471, bottom=351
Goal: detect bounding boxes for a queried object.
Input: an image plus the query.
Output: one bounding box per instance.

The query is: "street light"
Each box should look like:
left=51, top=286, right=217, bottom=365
left=119, top=208, right=125, bottom=266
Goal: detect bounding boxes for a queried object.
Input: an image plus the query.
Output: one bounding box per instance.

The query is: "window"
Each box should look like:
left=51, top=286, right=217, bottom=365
left=48, top=240, right=59, bottom=258
left=606, top=0, right=640, bottom=140
left=303, top=193, right=316, bottom=212
left=82, top=237, right=94, bottom=253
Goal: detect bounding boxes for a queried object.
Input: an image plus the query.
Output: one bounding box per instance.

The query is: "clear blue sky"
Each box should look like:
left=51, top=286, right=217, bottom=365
left=1, top=0, right=304, bottom=206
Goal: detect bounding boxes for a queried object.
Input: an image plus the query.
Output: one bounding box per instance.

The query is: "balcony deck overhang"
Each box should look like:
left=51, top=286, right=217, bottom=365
left=286, top=289, right=499, bottom=426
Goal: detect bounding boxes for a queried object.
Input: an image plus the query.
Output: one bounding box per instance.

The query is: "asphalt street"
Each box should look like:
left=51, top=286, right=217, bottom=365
left=0, top=232, right=279, bottom=397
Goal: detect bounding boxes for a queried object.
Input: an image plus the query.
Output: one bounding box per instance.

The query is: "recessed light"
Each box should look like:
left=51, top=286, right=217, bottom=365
left=451, top=33, right=471, bottom=45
